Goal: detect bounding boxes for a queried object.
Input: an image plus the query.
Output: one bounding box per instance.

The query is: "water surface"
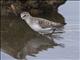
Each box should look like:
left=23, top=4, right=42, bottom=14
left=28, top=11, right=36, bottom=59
left=1, top=1, right=79, bottom=60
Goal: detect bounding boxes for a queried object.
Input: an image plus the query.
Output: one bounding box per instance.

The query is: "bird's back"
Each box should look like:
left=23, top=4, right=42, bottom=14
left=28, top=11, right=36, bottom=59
left=32, top=17, right=63, bottom=28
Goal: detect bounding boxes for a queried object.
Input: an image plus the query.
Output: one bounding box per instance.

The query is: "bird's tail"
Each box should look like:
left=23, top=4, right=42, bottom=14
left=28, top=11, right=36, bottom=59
left=52, top=22, right=66, bottom=27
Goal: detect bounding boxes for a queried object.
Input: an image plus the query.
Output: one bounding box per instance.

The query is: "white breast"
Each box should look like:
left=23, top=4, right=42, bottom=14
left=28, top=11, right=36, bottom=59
left=30, top=23, right=42, bottom=32
left=25, top=18, right=42, bottom=32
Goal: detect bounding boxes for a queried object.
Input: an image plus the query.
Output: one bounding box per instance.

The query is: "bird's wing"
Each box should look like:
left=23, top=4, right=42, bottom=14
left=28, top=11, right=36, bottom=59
left=35, top=18, right=53, bottom=28
left=38, top=18, right=63, bottom=27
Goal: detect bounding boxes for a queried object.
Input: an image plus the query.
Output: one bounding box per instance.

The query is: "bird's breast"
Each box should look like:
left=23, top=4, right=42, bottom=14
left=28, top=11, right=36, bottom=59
left=30, top=23, right=42, bottom=31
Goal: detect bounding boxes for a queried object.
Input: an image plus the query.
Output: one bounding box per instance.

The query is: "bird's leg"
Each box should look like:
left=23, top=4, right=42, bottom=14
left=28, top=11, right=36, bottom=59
left=47, top=28, right=56, bottom=36
left=45, top=29, right=56, bottom=40
left=38, top=28, right=56, bottom=40
left=52, top=29, right=56, bottom=33
left=42, top=33, right=54, bottom=41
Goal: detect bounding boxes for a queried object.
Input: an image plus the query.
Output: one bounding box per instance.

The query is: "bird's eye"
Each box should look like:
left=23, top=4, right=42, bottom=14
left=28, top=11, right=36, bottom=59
left=23, top=15, right=26, bottom=17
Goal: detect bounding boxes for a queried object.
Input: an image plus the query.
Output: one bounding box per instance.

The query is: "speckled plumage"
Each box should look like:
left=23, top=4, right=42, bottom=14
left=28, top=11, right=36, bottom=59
left=21, top=12, right=63, bottom=34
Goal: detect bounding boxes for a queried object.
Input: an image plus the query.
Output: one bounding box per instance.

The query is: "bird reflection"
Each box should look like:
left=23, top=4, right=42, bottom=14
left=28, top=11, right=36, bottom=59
left=17, top=34, right=56, bottom=59
left=16, top=29, right=64, bottom=60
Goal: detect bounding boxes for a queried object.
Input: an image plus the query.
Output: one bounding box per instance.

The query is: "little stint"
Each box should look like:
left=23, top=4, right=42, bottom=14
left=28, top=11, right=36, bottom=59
left=20, top=12, right=64, bottom=35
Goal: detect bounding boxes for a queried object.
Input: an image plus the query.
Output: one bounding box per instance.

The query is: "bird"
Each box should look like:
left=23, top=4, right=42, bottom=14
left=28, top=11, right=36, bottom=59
left=20, top=12, right=64, bottom=35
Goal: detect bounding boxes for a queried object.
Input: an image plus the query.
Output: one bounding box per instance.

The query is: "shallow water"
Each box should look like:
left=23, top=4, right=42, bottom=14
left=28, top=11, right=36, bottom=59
left=1, top=1, right=80, bottom=60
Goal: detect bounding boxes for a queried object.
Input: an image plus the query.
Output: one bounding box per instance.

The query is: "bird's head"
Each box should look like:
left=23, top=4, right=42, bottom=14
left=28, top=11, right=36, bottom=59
left=20, top=12, right=30, bottom=20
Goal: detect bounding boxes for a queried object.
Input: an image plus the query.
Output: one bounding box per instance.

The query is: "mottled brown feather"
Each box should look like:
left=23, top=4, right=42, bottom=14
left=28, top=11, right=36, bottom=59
left=31, top=17, right=61, bottom=29
left=38, top=20, right=52, bottom=28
